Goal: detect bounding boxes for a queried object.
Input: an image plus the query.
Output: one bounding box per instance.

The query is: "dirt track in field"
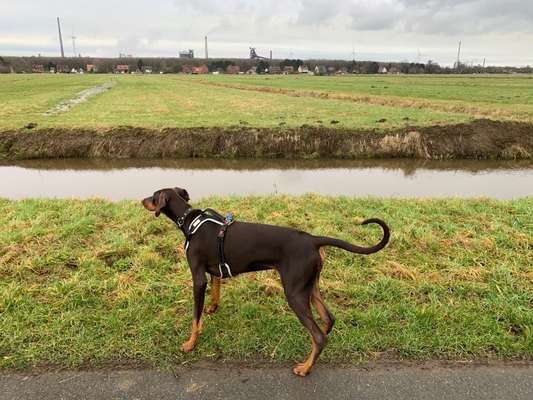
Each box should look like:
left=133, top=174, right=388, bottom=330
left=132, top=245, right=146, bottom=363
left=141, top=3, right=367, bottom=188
left=194, top=80, right=530, bottom=121
left=0, top=119, right=532, bottom=160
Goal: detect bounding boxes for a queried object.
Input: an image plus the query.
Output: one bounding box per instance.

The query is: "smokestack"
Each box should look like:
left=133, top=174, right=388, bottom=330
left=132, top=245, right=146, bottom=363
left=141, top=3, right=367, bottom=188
left=204, top=36, right=208, bottom=59
left=57, top=17, right=65, bottom=58
left=270, top=49, right=272, bottom=61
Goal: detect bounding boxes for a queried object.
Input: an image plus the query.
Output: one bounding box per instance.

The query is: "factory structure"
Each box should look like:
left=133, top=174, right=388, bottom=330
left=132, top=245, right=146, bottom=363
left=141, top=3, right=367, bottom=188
left=10, top=17, right=503, bottom=75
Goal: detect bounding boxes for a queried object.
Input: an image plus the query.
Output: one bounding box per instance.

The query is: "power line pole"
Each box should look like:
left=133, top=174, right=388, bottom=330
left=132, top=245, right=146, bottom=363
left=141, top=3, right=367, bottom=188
left=57, top=17, right=65, bottom=58
left=456, top=40, right=461, bottom=68
left=71, top=29, right=77, bottom=57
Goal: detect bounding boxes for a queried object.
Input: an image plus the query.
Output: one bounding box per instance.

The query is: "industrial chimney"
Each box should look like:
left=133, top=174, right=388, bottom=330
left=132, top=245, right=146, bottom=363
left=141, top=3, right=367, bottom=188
left=204, top=36, right=208, bottom=59
left=57, top=17, right=65, bottom=58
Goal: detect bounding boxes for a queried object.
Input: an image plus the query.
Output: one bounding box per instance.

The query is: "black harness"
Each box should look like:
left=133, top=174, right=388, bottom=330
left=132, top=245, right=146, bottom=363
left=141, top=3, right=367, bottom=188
left=177, top=208, right=235, bottom=279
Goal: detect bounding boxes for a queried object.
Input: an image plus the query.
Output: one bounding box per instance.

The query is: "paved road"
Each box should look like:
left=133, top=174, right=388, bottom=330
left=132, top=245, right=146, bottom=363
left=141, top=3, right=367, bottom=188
left=2, top=363, right=533, bottom=400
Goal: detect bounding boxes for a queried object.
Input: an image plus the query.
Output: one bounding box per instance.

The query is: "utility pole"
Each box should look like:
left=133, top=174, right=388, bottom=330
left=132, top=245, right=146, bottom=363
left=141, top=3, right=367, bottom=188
left=456, top=40, right=461, bottom=68
left=71, top=30, right=77, bottom=57
left=57, top=17, right=65, bottom=58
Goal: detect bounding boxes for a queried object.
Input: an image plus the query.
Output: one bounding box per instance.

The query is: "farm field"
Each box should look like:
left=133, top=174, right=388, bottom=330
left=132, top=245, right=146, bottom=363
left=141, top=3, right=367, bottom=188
left=0, top=196, right=531, bottom=369
left=3, top=73, right=533, bottom=131
left=1, top=74, right=533, bottom=160
left=205, top=74, right=533, bottom=108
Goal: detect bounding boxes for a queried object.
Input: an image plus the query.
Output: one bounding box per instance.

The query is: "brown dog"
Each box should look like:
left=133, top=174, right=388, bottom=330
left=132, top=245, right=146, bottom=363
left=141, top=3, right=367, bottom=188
left=143, top=187, right=390, bottom=376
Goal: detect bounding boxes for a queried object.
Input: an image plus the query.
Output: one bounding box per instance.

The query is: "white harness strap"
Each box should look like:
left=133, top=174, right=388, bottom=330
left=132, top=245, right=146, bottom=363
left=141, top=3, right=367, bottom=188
left=219, top=263, right=232, bottom=278
left=185, top=215, right=233, bottom=278
left=185, top=216, right=223, bottom=251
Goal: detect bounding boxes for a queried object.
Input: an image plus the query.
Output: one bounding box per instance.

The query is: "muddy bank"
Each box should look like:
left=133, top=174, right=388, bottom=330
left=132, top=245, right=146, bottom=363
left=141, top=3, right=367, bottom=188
left=0, top=119, right=532, bottom=160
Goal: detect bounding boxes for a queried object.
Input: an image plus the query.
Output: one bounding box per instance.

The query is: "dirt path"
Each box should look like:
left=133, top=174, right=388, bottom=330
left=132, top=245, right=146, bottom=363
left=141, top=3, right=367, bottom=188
left=2, top=362, right=532, bottom=400
left=43, top=80, right=116, bottom=116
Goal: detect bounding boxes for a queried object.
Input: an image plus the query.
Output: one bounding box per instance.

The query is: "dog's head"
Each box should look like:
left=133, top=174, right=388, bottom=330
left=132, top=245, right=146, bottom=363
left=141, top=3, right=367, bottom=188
left=142, top=187, right=190, bottom=217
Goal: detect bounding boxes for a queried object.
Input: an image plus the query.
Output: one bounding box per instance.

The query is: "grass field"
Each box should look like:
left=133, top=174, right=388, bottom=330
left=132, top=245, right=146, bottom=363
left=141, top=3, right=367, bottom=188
left=207, top=74, right=533, bottom=106
left=1, top=196, right=531, bottom=369
left=2, top=74, right=533, bottom=132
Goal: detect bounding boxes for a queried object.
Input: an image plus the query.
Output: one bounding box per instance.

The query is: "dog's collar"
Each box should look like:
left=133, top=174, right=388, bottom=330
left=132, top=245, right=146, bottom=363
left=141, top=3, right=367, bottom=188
left=174, top=207, right=193, bottom=228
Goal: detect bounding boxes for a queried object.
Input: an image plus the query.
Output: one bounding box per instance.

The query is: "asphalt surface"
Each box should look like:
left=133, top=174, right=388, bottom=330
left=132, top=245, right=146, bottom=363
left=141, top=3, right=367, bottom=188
left=2, top=363, right=533, bottom=400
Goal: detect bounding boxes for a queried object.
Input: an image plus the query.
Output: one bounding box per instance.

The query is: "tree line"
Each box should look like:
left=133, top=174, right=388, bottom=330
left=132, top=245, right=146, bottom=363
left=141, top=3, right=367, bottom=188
left=1, top=55, right=531, bottom=74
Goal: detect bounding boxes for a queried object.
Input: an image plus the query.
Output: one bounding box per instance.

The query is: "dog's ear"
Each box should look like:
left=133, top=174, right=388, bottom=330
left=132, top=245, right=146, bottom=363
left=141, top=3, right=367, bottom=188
left=154, top=191, right=168, bottom=217
left=174, top=187, right=190, bottom=202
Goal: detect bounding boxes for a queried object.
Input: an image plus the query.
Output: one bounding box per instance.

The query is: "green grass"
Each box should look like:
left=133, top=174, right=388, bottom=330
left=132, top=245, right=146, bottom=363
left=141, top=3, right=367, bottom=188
left=201, top=74, right=533, bottom=120
left=207, top=74, right=533, bottom=106
left=1, top=196, right=531, bottom=369
left=0, top=74, right=502, bottom=131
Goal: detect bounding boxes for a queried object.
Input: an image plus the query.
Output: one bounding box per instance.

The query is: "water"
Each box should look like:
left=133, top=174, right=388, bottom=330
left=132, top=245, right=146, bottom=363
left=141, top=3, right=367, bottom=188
left=0, top=159, right=531, bottom=200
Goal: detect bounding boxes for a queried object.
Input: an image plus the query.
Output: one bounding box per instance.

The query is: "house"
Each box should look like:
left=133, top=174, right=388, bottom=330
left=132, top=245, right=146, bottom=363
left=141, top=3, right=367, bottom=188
left=192, top=65, right=209, bottom=74
left=336, top=67, right=348, bottom=75
left=297, top=65, right=309, bottom=73
left=181, top=65, right=194, bottom=74
left=32, top=64, right=44, bottom=73
left=116, top=64, right=129, bottom=73
left=86, top=64, right=97, bottom=73
left=314, top=65, right=327, bottom=75
left=143, top=66, right=153, bottom=74
left=246, top=66, right=257, bottom=74
left=226, top=64, right=240, bottom=74
left=282, top=65, right=294, bottom=74
left=269, top=65, right=281, bottom=74
left=56, top=64, right=70, bottom=73
left=378, top=65, right=388, bottom=74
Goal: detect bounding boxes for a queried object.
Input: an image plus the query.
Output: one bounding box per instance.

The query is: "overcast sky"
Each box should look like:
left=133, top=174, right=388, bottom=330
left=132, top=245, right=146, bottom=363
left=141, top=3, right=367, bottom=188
left=1, top=0, right=532, bottom=66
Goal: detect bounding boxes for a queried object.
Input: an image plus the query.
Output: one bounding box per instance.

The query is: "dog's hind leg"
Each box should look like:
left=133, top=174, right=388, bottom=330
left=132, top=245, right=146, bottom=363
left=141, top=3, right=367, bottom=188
left=181, top=270, right=207, bottom=353
left=205, top=276, right=221, bottom=314
left=280, top=261, right=326, bottom=377
left=311, top=248, right=335, bottom=334
left=311, top=280, right=335, bottom=335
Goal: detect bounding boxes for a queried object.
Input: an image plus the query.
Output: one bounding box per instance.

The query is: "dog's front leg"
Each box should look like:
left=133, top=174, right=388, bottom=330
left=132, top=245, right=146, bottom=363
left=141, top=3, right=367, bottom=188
left=205, top=276, right=221, bottom=314
left=181, top=271, right=207, bottom=353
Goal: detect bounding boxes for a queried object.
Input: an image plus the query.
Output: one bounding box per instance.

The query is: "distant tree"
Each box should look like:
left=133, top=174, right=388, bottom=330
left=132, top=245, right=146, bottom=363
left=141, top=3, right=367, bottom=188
left=208, top=60, right=232, bottom=72
left=426, top=60, right=440, bottom=74
left=137, top=59, right=144, bottom=71
left=280, top=59, right=304, bottom=70
left=361, top=61, right=379, bottom=74
left=256, top=60, right=269, bottom=74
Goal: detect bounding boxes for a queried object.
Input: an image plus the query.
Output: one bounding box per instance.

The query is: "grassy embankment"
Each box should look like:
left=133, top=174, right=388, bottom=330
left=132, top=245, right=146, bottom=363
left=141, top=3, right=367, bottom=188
left=1, top=196, right=531, bottom=369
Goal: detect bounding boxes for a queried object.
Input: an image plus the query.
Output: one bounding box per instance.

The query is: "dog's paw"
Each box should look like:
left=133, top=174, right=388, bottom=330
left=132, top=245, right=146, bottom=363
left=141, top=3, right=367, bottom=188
left=205, top=304, right=219, bottom=314
left=180, top=341, right=196, bottom=353
left=292, top=363, right=311, bottom=377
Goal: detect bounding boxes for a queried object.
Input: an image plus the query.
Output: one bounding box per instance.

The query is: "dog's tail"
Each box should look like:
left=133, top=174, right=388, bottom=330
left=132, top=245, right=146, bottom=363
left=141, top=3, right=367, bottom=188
left=312, top=218, right=390, bottom=255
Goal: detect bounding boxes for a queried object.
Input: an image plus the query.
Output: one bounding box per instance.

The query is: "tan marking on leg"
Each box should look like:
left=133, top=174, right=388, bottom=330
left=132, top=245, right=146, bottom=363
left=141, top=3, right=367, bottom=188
left=312, top=284, right=331, bottom=334
left=181, top=318, right=202, bottom=352
left=205, top=276, right=221, bottom=314
left=293, top=336, right=319, bottom=377
left=319, top=247, right=326, bottom=265
left=314, top=248, right=332, bottom=333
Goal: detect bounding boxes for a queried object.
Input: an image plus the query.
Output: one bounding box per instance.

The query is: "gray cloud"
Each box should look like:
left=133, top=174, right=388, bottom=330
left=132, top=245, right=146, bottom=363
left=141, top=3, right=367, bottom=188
left=1, top=0, right=532, bottom=65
